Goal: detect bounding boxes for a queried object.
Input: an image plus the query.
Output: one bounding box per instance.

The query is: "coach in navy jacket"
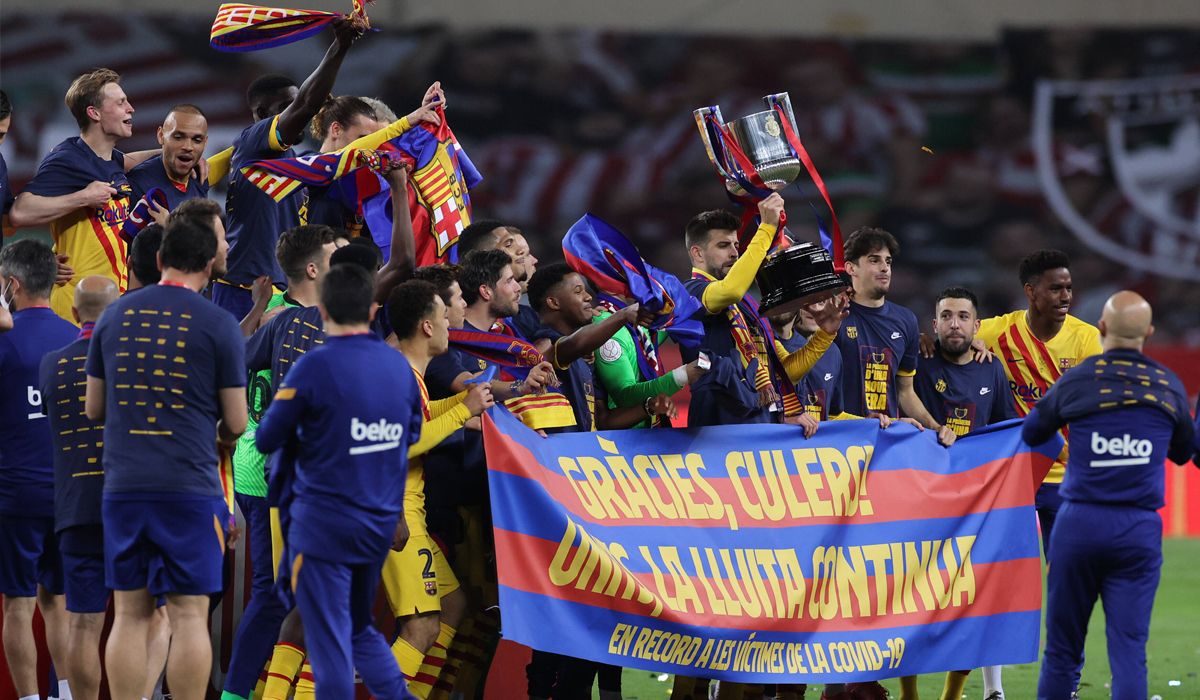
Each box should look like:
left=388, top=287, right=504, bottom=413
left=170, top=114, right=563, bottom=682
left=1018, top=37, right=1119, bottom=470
left=1023, top=291, right=1194, bottom=700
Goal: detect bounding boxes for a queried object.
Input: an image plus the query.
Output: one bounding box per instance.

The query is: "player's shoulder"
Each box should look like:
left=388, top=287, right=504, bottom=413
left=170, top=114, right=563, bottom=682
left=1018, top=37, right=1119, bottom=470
left=1063, top=314, right=1100, bottom=342
left=37, top=137, right=85, bottom=167
left=127, top=155, right=163, bottom=177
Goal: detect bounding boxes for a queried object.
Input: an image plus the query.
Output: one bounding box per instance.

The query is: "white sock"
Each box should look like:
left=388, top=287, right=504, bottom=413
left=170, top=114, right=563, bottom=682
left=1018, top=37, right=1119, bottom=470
left=58, top=680, right=72, bottom=700
left=20, top=694, right=40, bottom=700
left=982, top=665, right=1004, bottom=697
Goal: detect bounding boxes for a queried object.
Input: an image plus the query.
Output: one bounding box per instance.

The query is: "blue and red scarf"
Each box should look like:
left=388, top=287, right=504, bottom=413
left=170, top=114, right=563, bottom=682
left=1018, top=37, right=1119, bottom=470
left=210, top=1, right=372, bottom=52
left=448, top=324, right=576, bottom=431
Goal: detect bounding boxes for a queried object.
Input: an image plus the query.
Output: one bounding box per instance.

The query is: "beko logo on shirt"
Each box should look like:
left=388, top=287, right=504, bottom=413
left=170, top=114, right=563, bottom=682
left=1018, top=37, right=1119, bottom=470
left=26, top=386, right=46, bottom=420
left=1090, top=432, right=1153, bottom=467
left=349, top=417, right=404, bottom=455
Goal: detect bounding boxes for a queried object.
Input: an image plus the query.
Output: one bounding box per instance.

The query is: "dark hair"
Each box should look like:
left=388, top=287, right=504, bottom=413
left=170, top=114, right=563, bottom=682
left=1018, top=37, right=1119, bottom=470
left=457, top=219, right=505, bottom=257
left=1018, top=249, right=1071, bottom=285
left=387, top=280, right=440, bottom=340
left=246, top=74, right=297, bottom=111
left=0, top=90, right=11, bottom=121
left=168, top=103, right=206, bottom=119
left=413, top=264, right=460, bottom=305
left=329, top=240, right=380, bottom=275
left=936, top=286, right=979, bottom=312
left=310, top=95, right=376, bottom=141
left=160, top=218, right=217, bottom=273
left=276, top=225, right=337, bottom=281
left=527, top=262, right=576, bottom=312
left=65, top=68, right=121, bottom=130
left=0, top=239, right=57, bottom=299
left=320, top=263, right=374, bottom=325
left=459, top=249, right=512, bottom=305
left=684, top=210, right=740, bottom=249
left=843, top=226, right=900, bottom=263
left=169, top=198, right=224, bottom=229
left=129, top=224, right=165, bottom=286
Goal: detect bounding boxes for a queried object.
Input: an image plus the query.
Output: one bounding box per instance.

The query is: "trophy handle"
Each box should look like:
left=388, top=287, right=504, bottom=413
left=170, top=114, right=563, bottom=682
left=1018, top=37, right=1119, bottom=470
left=693, top=106, right=736, bottom=183
left=764, top=93, right=798, bottom=134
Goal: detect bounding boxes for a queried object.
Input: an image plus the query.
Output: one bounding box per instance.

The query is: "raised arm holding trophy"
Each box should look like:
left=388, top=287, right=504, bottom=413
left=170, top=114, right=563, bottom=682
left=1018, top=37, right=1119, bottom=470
left=694, top=92, right=847, bottom=314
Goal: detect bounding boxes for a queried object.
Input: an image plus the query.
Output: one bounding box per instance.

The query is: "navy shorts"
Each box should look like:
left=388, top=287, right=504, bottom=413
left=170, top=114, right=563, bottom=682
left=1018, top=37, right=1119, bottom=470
left=103, top=494, right=229, bottom=597
left=58, top=526, right=111, bottom=614
left=0, top=515, right=64, bottom=597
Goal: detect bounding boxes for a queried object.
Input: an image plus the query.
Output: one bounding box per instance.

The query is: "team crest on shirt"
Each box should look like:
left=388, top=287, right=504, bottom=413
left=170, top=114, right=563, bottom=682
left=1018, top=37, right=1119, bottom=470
left=1060, top=357, right=1075, bottom=369
left=845, top=326, right=858, bottom=340
left=477, top=359, right=487, bottom=370
left=935, top=378, right=947, bottom=393
left=425, top=581, right=437, bottom=596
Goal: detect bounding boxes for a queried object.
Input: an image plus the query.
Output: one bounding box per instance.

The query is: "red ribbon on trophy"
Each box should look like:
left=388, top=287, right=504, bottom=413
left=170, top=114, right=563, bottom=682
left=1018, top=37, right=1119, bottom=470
left=694, top=94, right=845, bottom=272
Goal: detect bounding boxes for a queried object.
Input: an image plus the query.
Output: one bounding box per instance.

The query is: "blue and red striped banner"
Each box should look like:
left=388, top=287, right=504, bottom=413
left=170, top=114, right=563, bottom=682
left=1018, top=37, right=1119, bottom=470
left=482, top=410, right=1059, bottom=682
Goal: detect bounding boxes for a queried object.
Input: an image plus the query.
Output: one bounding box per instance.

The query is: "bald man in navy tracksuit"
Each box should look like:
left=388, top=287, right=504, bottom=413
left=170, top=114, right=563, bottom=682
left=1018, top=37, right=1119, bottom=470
left=1024, top=292, right=1195, bottom=700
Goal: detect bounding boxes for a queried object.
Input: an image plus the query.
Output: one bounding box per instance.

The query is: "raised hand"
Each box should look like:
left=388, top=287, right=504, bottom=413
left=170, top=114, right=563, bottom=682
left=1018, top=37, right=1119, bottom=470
left=804, top=292, right=849, bottom=335
left=757, top=193, right=785, bottom=228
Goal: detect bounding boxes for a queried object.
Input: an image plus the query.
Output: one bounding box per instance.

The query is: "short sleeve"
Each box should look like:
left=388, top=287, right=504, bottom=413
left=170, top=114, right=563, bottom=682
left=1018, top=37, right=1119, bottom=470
left=245, top=317, right=275, bottom=373
left=512, top=305, right=560, bottom=343
left=235, top=115, right=289, bottom=165
left=216, top=314, right=248, bottom=389
left=85, top=316, right=107, bottom=379
left=24, top=148, right=86, bottom=197
left=900, top=310, right=920, bottom=374
left=426, top=350, right=472, bottom=396
left=992, top=363, right=1018, bottom=422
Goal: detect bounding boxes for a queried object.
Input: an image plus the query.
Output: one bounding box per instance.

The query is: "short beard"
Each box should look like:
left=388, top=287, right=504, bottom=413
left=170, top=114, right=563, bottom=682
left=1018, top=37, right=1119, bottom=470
left=490, top=300, right=518, bottom=319
left=940, top=338, right=971, bottom=358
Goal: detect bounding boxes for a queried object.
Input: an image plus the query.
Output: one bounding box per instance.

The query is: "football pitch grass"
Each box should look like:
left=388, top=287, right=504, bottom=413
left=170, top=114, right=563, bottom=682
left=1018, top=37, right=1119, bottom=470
left=620, top=537, right=1200, bottom=699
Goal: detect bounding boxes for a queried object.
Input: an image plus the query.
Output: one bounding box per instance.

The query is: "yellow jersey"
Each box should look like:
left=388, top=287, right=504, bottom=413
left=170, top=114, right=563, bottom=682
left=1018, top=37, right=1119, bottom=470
left=977, top=310, right=1102, bottom=483
left=405, top=368, right=470, bottom=536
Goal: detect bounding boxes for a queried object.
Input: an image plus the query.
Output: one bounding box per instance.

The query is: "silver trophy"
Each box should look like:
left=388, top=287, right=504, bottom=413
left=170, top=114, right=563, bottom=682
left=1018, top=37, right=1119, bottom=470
left=695, top=92, right=847, bottom=312
left=694, top=93, right=802, bottom=195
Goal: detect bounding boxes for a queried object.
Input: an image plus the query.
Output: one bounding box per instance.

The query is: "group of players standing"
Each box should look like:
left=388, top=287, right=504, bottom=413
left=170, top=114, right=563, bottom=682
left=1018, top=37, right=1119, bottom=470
left=1, top=18, right=1197, bottom=700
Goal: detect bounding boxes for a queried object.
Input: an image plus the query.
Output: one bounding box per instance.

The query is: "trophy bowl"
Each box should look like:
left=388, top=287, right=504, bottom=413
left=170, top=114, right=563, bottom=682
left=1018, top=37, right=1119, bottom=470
left=726, top=110, right=803, bottom=191
left=756, top=242, right=847, bottom=315
left=694, top=93, right=803, bottom=196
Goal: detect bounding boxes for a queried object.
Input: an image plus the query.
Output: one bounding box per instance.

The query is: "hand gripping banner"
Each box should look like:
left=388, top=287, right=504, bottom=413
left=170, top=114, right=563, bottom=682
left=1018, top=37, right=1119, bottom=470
left=482, top=410, right=1059, bottom=683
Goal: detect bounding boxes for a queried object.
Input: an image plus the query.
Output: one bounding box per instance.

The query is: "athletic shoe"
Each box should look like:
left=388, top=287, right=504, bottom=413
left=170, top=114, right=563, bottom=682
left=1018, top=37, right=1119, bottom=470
left=985, top=693, right=1004, bottom=700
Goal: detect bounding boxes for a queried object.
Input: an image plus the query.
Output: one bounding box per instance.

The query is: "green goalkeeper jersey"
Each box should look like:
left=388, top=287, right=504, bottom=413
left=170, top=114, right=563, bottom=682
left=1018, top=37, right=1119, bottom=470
left=232, top=292, right=294, bottom=497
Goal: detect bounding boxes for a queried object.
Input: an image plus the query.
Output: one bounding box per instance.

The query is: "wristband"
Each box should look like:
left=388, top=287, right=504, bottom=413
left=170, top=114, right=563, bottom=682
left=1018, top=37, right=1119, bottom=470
left=643, top=396, right=656, bottom=418
left=510, top=379, right=524, bottom=397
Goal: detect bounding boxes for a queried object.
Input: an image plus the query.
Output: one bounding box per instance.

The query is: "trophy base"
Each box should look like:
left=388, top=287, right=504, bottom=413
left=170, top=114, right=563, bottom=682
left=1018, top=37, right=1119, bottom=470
left=756, top=242, right=847, bottom=315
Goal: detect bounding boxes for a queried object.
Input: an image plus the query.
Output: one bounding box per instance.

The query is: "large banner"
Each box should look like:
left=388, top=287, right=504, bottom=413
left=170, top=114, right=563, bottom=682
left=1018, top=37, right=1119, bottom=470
left=482, top=409, right=1060, bottom=683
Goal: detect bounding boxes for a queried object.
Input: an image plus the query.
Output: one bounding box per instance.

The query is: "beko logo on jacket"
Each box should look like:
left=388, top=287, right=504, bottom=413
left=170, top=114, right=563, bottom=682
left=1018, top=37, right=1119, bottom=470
left=1090, top=432, right=1153, bottom=467
left=349, top=417, right=404, bottom=455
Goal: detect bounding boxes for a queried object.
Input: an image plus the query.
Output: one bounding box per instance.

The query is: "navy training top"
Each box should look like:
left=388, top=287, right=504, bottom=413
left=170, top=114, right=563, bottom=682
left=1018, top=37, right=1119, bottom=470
left=1022, top=348, right=1195, bottom=510
left=256, top=333, right=423, bottom=564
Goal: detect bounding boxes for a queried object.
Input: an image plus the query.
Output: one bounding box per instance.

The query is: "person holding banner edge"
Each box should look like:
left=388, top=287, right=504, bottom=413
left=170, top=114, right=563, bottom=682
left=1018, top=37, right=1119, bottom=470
left=907, top=286, right=1017, bottom=700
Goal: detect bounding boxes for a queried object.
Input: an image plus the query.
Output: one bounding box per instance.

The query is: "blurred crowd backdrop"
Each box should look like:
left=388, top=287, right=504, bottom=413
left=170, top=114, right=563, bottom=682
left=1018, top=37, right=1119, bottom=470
left=3, top=15, right=1199, bottom=342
